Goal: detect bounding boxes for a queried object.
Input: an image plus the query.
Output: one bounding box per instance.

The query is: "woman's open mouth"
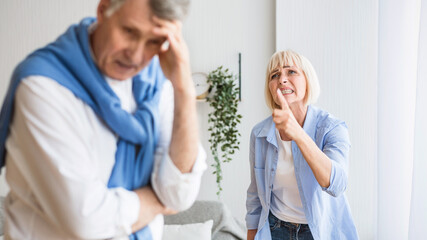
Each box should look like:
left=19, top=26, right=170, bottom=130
left=280, top=88, right=294, bottom=95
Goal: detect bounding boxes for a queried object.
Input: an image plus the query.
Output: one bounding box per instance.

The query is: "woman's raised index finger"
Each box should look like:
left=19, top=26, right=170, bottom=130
left=276, top=89, right=289, bottom=110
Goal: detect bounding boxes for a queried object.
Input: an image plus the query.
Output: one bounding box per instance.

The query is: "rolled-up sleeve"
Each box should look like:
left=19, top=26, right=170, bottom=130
left=246, top=130, right=262, bottom=229
left=151, top=144, right=206, bottom=211
left=321, top=122, right=351, bottom=197
left=150, top=80, right=207, bottom=212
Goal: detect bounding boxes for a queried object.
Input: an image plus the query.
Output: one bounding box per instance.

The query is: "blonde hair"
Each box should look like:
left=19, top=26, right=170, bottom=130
left=265, top=50, right=320, bottom=110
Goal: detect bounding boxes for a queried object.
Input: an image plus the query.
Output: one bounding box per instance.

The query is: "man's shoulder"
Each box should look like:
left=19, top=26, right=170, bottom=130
left=14, top=75, right=102, bottom=140
left=19, top=76, right=74, bottom=97
left=16, top=76, right=89, bottom=114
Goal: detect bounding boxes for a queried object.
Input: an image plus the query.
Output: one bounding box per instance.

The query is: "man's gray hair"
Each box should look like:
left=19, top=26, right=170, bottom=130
left=105, top=0, right=190, bottom=21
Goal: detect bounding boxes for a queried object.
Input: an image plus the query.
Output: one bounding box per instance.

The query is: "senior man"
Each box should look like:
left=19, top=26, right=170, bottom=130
left=0, top=0, right=206, bottom=239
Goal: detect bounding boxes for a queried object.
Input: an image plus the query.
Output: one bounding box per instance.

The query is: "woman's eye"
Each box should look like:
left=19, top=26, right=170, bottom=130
left=271, top=73, right=279, bottom=79
left=289, top=70, right=296, bottom=74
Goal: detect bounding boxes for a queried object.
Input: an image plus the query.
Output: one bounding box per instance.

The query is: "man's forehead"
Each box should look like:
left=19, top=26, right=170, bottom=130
left=114, top=0, right=158, bottom=28
left=115, top=0, right=152, bottom=21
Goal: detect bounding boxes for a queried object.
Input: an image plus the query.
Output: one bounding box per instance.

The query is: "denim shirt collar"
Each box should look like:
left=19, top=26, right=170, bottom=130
left=302, top=105, right=318, bottom=140
left=260, top=117, right=278, bottom=148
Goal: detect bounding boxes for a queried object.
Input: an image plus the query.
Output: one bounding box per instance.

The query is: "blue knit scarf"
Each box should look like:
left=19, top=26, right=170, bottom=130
left=0, top=17, right=166, bottom=239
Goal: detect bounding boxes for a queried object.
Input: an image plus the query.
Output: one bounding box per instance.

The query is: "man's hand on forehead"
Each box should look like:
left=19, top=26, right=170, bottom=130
left=151, top=16, right=182, bottom=51
left=151, top=14, right=191, bottom=89
left=151, top=15, right=182, bottom=37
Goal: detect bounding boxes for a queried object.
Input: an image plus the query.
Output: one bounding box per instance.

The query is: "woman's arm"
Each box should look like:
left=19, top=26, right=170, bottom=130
left=272, top=89, right=349, bottom=196
left=294, top=131, right=332, bottom=188
left=293, top=120, right=351, bottom=197
left=272, top=89, right=332, bottom=188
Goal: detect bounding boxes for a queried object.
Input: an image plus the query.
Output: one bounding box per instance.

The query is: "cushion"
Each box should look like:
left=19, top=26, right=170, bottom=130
left=164, top=200, right=246, bottom=240
left=162, top=219, right=213, bottom=240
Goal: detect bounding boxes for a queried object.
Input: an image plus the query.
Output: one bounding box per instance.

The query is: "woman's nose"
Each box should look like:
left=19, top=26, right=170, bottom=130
left=280, top=75, right=288, bottom=84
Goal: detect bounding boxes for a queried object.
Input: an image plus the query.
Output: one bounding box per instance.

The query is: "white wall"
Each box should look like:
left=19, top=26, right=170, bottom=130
left=184, top=0, right=275, bottom=223
left=276, top=1, right=378, bottom=239
left=0, top=0, right=275, bottom=224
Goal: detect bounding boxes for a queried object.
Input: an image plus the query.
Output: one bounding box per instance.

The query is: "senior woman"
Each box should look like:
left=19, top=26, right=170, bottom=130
left=246, top=50, right=358, bottom=240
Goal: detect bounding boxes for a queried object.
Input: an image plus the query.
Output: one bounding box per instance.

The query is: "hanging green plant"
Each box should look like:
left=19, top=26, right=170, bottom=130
left=206, top=66, right=242, bottom=196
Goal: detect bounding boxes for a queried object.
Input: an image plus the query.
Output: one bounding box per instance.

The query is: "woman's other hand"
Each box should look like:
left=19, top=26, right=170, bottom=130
left=247, top=229, right=257, bottom=240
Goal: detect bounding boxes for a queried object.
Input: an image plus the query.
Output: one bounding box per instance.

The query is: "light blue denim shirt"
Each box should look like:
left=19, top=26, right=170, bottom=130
left=246, top=105, right=358, bottom=240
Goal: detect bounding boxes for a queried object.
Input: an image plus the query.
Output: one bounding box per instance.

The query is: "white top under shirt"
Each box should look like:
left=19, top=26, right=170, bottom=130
left=3, top=75, right=206, bottom=240
left=270, top=129, right=307, bottom=224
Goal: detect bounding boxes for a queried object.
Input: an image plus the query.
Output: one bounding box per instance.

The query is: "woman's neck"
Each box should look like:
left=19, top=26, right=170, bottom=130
left=290, top=104, right=308, bottom=127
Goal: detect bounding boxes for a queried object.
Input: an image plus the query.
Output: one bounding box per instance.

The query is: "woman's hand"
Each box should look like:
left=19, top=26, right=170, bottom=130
left=247, top=229, right=257, bottom=240
left=272, top=89, right=304, bottom=140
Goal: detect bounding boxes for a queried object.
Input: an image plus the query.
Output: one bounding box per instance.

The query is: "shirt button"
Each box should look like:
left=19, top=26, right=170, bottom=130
left=271, top=168, right=274, bottom=171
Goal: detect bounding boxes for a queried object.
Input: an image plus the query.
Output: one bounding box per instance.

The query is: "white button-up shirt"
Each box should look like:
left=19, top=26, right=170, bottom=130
left=4, top=75, right=206, bottom=240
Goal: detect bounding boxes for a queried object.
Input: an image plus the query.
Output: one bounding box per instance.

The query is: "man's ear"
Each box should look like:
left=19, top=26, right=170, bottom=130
left=97, top=0, right=111, bottom=23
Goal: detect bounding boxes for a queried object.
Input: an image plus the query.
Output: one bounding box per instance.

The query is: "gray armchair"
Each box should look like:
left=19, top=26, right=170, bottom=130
left=164, top=200, right=246, bottom=240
